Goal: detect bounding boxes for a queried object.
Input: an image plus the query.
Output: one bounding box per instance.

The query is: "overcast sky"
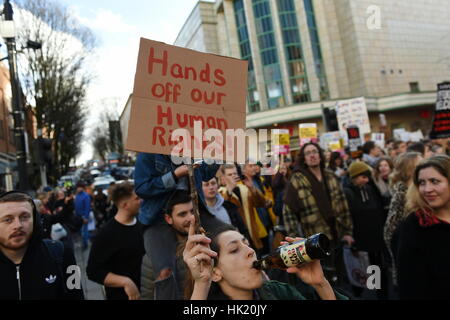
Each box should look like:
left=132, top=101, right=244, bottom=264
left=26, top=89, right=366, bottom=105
left=55, top=0, right=214, bottom=164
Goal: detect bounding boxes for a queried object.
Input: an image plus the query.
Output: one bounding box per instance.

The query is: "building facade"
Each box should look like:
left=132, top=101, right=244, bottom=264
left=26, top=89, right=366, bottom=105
left=0, top=63, right=17, bottom=190
left=170, top=0, right=450, bottom=150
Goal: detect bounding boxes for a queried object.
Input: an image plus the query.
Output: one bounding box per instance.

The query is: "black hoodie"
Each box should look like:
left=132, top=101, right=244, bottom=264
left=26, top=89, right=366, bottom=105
left=0, top=199, right=84, bottom=300
left=343, top=179, right=387, bottom=252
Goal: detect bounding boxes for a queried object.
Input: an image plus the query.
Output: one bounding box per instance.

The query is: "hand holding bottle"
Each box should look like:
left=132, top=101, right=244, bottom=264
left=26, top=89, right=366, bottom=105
left=280, top=237, right=328, bottom=287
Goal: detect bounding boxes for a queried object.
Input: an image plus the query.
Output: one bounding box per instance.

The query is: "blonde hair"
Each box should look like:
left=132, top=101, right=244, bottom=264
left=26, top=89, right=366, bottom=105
left=390, top=152, right=422, bottom=187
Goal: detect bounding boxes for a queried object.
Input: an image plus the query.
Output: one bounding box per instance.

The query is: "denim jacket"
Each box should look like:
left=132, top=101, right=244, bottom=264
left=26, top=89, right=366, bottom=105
left=134, top=153, right=219, bottom=226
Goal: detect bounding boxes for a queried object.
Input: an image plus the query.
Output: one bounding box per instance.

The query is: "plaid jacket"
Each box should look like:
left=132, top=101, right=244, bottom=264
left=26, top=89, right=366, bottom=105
left=283, top=169, right=353, bottom=241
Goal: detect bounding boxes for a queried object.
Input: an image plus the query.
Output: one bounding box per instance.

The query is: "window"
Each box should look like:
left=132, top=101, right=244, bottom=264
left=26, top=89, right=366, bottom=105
left=410, top=82, right=420, bottom=93
left=277, top=0, right=295, bottom=12
left=280, top=13, right=297, bottom=28
left=264, top=64, right=282, bottom=82
left=258, top=33, right=275, bottom=50
left=288, top=60, right=305, bottom=77
left=303, top=0, right=313, bottom=12
left=255, top=17, right=273, bottom=34
left=253, top=0, right=285, bottom=108
left=253, top=1, right=270, bottom=18
left=234, top=0, right=260, bottom=112
left=261, top=49, right=278, bottom=65
left=286, top=45, right=302, bottom=60
left=282, top=29, right=300, bottom=44
left=303, top=0, right=329, bottom=100
left=277, top=0, right=310, bottom=103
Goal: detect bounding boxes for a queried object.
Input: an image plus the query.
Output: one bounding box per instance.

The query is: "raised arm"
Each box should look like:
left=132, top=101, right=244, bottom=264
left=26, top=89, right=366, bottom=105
left=183, top=216, right=217, bottom=300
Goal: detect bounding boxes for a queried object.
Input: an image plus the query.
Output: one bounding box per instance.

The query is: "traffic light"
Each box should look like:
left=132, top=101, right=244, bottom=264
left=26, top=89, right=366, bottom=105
left=323, top=107, right=339, bottom=132
left=41, top=138, right=53, bottom=167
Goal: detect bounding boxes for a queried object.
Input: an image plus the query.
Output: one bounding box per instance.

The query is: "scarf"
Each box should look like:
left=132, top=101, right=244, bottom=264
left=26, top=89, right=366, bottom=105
left=415, top=209, right=450, bottom=227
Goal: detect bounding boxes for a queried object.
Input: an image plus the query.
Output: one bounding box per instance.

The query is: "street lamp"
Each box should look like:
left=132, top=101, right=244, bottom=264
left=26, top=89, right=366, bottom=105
left=1, top=0, right=41, bottom=191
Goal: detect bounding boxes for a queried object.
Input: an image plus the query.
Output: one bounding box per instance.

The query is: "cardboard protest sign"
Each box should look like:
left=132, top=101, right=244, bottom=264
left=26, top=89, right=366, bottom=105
left=336, top=97, right=371, bottom=142
left=126, top=38, right=248, bottom=161
left=299, top=123, right=318, bottom=145
left=430, top=82, right=450, bottom=139
left=272, top=129, right=290, bottom=155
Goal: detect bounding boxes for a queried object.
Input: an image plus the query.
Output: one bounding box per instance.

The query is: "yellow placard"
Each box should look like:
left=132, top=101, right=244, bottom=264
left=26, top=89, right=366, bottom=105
left=299, top=124, right=317, bottom=139
left=329, top=141, right=342, bottom=151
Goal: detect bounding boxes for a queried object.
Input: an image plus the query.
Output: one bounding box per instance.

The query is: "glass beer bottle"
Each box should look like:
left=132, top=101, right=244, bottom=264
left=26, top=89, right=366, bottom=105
left=253, top=233, right=331, bottom=270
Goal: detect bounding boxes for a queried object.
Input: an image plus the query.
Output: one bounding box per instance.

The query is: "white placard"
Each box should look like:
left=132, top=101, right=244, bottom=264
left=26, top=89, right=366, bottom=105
left=336, top=97, right=371, bottom=142
left=371, top=133, right=385, bottom=149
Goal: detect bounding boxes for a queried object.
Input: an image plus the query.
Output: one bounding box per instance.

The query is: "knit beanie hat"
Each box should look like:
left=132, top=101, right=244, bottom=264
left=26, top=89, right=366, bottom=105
left=348, top=161, right=372, bottom=179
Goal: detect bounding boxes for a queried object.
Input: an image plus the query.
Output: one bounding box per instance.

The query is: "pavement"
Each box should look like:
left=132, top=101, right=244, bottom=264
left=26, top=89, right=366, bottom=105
left=72, top=233, right=105, bottom=300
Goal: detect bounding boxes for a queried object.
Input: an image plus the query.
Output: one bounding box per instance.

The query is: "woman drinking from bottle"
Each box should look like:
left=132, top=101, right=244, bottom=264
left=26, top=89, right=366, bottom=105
left=182, top=216, right=348, bottom=300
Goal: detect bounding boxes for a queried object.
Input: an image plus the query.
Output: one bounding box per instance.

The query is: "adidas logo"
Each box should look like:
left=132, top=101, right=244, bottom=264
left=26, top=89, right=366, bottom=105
left=45, top=275, right=57, bottom=284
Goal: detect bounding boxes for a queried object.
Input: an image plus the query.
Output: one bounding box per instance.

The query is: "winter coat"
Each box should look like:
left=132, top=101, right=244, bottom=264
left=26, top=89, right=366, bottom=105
left=383, top=181, right=408, bottom=285
left=283, top=169, right=353, bottom=241
left=219, top=183, right=270, bottom=250
left=397, top=212, right=450, bottom=299
left=344, top=180, right=386, bottom=252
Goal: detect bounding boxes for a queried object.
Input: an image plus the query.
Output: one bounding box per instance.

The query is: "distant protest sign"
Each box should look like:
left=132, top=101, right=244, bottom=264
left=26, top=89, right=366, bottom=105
left=336, top=97, right=371, bottom=142
left=430, top=82, right=450, bottom=139
left=371, top=133, right=385, bottom=149
left=272, top=129, right=290, bottom=155
left=320, top=131, right=342, bottom=150
left=299, top=123, right=318, bottom=146
left=126, top=38, right=248, bottom=162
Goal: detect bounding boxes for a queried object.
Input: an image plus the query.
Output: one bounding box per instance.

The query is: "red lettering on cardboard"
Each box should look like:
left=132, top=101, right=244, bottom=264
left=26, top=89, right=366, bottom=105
left=152, top=127, right=166, bottom=146
left=157, top=105, right=173, bottom=126
left=148, top=48, right=168, bottom=76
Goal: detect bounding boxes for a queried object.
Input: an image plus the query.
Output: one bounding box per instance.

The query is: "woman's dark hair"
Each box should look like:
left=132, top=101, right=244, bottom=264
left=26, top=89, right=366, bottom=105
left=183, top=224, right=238, bottom=300
left=328, top=151, right=343, bottom=171
left=207, top=224, right=239, bottom=300
left=295, top=142, right=326, bottom=170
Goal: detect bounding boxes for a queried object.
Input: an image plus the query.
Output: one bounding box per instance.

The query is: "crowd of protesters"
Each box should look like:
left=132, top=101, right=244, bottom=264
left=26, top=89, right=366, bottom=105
left=1, top=137, right=450, bottom=300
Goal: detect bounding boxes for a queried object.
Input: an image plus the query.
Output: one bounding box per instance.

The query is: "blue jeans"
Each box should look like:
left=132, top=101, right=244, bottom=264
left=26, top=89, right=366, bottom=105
left=81, top=223, right=90, bottom=248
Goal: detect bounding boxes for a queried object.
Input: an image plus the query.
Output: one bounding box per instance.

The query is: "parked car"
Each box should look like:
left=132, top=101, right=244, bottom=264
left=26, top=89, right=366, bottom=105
left=92, top=176, right=116, bottom=196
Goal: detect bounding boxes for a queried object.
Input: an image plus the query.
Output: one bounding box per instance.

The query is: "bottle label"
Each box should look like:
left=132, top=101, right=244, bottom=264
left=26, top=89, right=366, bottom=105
left=279, top=240, right=313, bottom=267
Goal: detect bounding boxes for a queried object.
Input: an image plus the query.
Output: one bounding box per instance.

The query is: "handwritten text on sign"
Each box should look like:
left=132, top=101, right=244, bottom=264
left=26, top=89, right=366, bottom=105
left=126, top=38, right=248, bottom=158
left=336, top=97, right=371, bottom=142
